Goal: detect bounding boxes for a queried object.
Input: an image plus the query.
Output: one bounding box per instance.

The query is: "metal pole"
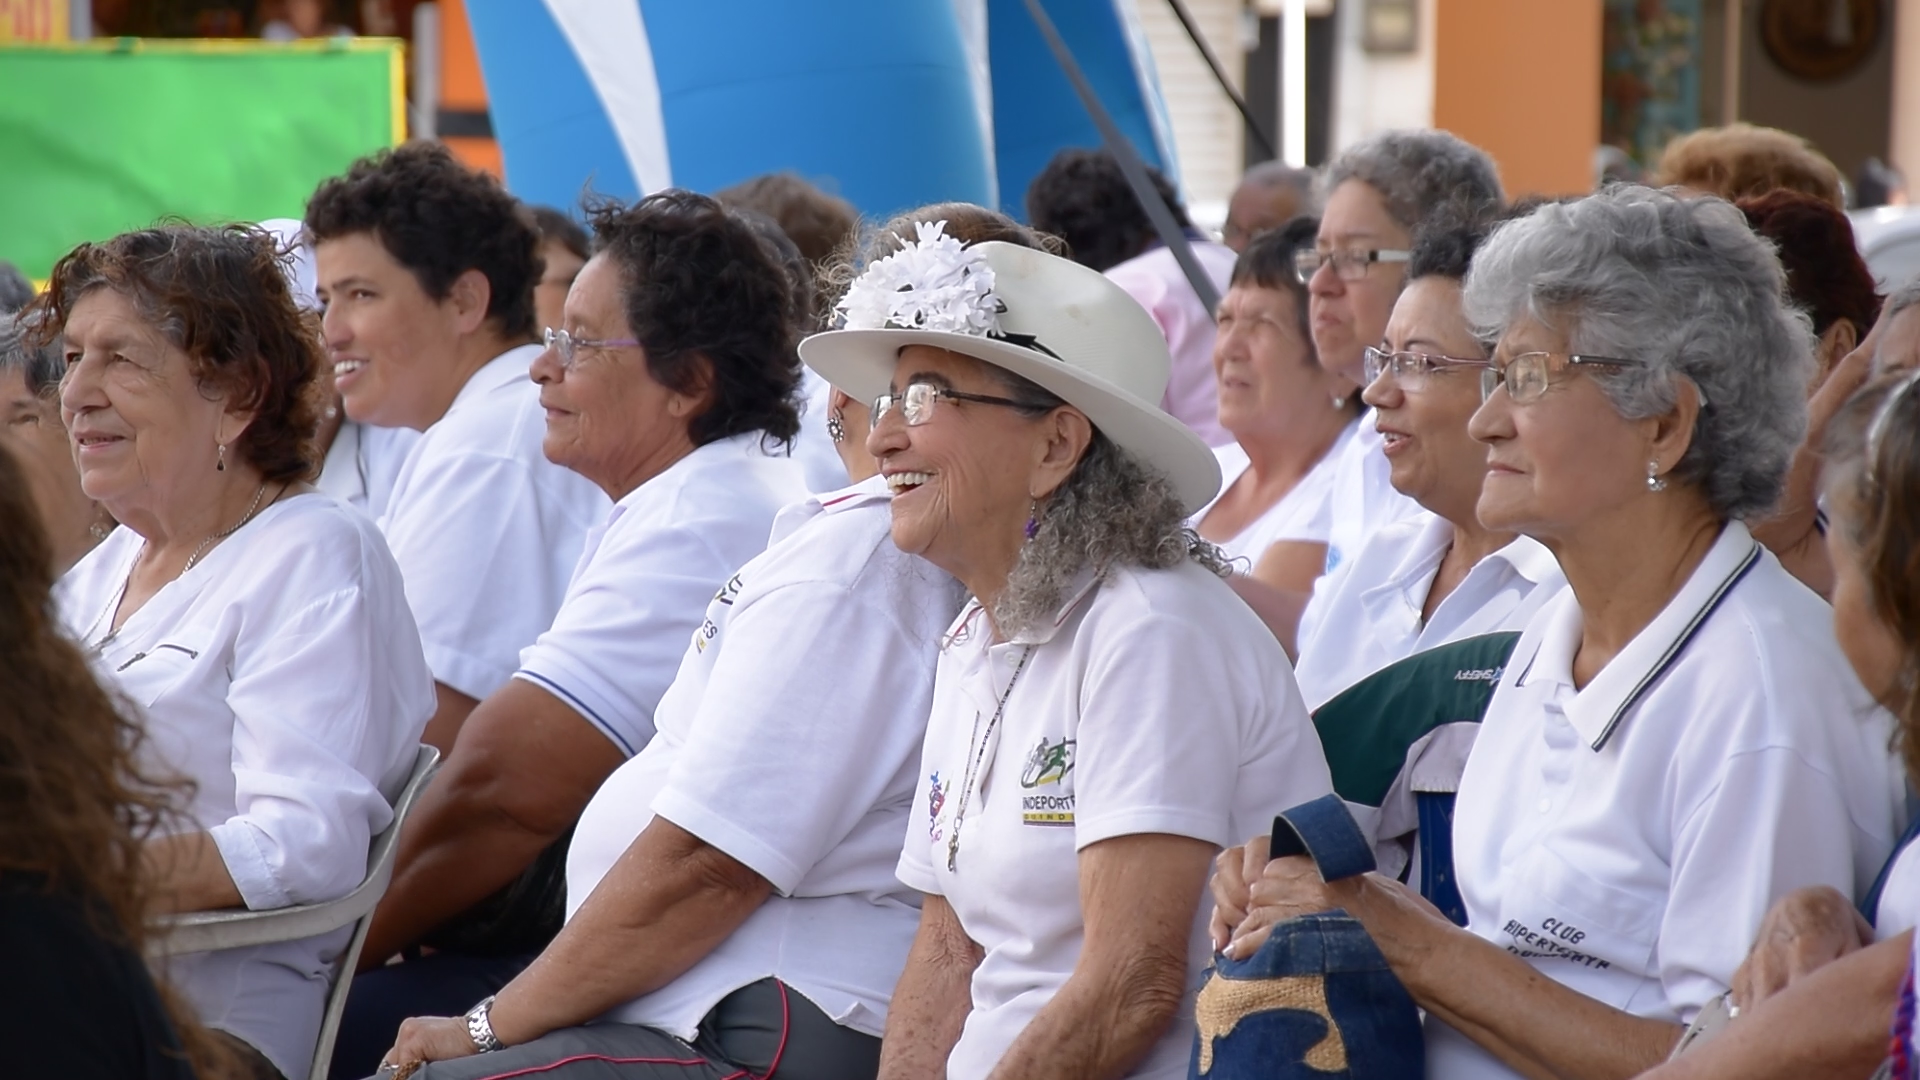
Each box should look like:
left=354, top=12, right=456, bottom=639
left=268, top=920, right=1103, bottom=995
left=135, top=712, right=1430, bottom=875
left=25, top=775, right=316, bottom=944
left=1024, top=0, right=1222, bottom=316
left=1722, top=0, right=1743, bottom=125
left=1283, top=0, right=1307, bottom=166
left=1164, top=0, right=1278, bottom=159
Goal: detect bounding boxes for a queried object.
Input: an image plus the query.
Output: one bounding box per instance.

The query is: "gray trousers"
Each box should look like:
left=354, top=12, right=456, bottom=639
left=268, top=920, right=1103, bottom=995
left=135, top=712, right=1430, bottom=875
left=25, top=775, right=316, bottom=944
left=399, top=980, right=880, bottom=1080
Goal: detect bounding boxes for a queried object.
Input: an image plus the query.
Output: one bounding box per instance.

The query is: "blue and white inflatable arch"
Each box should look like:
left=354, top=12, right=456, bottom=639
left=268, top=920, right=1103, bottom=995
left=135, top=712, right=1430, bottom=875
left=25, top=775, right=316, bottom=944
left=464, top=0, right=1180, bottom=222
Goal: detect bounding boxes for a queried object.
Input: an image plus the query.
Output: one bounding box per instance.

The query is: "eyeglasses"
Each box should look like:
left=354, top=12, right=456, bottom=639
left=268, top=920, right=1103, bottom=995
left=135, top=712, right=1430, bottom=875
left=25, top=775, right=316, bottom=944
left=543, top=327, right=640, bottom=370
left=1479, top=351, right=1647, bottom=405
left=1362, top=346, right=1489, bottom=390
left=870, top=381, right=1049, bottom=431
left=1292, top=247, right=1412, bottom=285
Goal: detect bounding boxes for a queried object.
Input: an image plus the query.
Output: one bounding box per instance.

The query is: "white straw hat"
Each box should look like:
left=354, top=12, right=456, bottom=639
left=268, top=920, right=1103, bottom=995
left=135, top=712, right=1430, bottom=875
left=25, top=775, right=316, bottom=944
left=799, top=223, right=1222, bottom=514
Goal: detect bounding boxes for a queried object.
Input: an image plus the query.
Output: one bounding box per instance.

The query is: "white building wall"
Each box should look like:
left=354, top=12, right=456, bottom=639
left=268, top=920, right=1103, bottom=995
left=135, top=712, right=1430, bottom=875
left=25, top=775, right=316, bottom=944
left=1131, top=0, right=1249, bottom=228
left=1329, top=0, right=1435, bottom=152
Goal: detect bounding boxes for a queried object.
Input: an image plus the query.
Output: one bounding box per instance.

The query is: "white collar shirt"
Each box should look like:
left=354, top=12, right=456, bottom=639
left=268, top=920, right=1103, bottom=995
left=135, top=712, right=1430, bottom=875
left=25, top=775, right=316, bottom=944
left=315, top=420, right=419, bottom=521
left=898, top=561, right=1334, bottom=1080
left=1295, top=415, right=1427, bottom=648
left=1292, top=511, right=1566, bottom=710
left=1875, top=843, right=1920, bottom=940
left=565, top=477, right=966, bottom=1038
left=515, top=433, right=808, bottom=755
left=1193, top=422, right=1359, bottom=564
left=59, top=493, right=435, bottom=1079
left=378, top=344, right=610, bottom=701
left=1428, top=521, right=1907, bottom=1080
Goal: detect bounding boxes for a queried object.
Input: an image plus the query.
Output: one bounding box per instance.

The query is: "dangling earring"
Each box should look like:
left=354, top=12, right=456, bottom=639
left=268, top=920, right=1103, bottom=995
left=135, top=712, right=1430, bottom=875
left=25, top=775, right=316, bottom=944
left=1024, top=499, right=1040, bottom=540
left=1645, top=461, right=1666, bottom=492
left=826, top=408, right=846, bottom=444
left=216, top=443, right=227, bottom=472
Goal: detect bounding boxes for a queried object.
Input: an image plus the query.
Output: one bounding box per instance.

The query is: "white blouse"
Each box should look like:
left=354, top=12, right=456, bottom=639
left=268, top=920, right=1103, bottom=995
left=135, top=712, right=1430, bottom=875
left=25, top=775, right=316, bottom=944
left=1296, top=416, right=1427, bottom=647
left=1194, top=421, right=1358, bottom=565
left=898, top=561, right=1335, bottom=1080
left=515, top=433, right=809, bottom=756
left=379, top=344, right=610, bottom=701
left=60, top=492, right=435, bottom=1079
left=1292, top=511, right=1566, bottom=710
left=1429, top=522, right=1906, bottom=1080
left=566, top=477, right=966, bottom=1039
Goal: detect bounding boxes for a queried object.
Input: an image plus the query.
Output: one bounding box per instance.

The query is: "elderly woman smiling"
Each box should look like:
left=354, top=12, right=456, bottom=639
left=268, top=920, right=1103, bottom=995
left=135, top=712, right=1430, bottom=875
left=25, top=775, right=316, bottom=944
left=1214, top=186, right=1906, bottom=1080
left=801, top=233, right=1332, bottom=1080
left=1290, top=207, right=1563, bottom=710
left=43, top=225, right=434, bottom=1080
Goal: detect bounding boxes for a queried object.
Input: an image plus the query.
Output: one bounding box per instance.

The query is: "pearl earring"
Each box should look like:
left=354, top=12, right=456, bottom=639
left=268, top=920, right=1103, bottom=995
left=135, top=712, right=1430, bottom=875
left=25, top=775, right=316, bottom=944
left=1645, top=461, right=1666, bottom=492
left=216, top=443, right=227, bottom=472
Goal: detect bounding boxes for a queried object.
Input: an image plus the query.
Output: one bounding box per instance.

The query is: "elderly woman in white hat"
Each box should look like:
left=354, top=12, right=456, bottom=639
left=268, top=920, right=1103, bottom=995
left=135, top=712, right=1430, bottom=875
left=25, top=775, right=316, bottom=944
left=799, top=226, right=1333, bottom=1079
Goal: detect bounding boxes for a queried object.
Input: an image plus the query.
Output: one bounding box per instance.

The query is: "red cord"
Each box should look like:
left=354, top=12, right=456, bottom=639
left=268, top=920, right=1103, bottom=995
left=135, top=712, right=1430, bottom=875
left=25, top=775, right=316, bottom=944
left=469, top=981, right=796, bottom=1080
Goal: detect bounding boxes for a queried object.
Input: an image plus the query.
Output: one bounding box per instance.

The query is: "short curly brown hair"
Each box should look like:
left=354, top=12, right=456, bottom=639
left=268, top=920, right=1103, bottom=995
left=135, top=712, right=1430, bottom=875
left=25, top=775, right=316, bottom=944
left=1653, top=123, right=1844, bottom=210
left=306, top=142, right=541, bottom=341
left=30, top=224, right=320, bottom=484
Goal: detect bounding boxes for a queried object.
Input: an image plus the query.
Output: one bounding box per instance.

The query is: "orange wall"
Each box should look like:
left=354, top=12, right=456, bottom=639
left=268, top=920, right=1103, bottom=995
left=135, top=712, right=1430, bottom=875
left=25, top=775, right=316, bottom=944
left=1433, top=0, right=1602, bottom=198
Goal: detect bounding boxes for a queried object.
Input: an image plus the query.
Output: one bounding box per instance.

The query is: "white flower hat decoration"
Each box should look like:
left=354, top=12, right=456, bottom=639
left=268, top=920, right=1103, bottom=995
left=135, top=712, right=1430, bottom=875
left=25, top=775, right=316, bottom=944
left=802, top=221, right=1221, bottom=514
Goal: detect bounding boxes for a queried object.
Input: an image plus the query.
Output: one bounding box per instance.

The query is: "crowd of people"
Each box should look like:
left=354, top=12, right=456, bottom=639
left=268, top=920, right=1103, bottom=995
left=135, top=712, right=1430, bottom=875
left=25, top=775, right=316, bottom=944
left=4, top=116, right=1920, bottom=1080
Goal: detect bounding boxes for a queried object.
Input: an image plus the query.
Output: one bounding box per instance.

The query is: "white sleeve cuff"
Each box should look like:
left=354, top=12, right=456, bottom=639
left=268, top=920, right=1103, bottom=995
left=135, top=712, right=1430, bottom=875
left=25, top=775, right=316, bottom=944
left=208, top=820, right=295, bottom=911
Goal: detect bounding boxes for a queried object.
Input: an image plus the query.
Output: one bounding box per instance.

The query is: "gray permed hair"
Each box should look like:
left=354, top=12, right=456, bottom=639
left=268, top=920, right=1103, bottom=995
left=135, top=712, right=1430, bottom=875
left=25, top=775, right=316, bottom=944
left=994, top=433, right=1231, bottom=639
left=1320, top=129, right=1504, bottom=232
left=1462, top=184, right=1811, bottom=520
left=0, top=313, right=61, bottom=398
left=1885, top=275, right=1920, bottom=323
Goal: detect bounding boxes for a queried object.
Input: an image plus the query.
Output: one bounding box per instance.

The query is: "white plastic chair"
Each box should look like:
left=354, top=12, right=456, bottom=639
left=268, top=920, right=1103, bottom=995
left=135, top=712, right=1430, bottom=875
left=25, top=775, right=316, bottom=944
left=154, top=744, right=441, bottom=1080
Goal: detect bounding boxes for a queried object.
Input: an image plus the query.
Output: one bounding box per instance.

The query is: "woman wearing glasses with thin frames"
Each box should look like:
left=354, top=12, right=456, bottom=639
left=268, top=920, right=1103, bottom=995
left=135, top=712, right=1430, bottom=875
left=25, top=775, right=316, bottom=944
left=1219, top=186, right=1906, bottom=1080
left=1289, top=205, right=1564, bottom=712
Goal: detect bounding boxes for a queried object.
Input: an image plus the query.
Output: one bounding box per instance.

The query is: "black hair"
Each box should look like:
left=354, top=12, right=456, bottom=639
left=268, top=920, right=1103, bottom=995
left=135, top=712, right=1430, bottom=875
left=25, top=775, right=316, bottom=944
left=530, top=206, right=591, bottom=263
left=1227, top=215, right=1319, bottom=366
left=305, top=142, right=541, bottom=341
left=585, top=190, right=801, bottom=448
left=1025, top=148, right=1189, bottom=273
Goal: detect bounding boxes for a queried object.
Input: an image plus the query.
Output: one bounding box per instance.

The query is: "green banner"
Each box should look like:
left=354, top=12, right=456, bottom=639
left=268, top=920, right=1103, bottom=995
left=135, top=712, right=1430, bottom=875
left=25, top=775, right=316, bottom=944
left=0, top=38, right=402, bottom=279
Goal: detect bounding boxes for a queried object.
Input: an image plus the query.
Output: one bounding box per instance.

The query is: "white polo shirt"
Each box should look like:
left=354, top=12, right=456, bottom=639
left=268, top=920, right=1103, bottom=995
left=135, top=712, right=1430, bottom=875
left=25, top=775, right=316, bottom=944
left=1873, top=843, right=1920, bottom=939
left=61, top=493, right=435, bottom=1079
left=899, top=560, right=1335, bottom=1080
left=516, top=433, right=808, bottom=756
left=1193, top=422, right=1358, bottom=565
left=1292, top=511, right=1566, bottom=710
left=379, top=344, right=609, bottom=701
left=565, top=478, right=966, bottom=1038
left=1296, top=417, right=1425, bottom=647
left=1427, top=521, right=1906, bottom=1080
left=316, top=420, right=419, bottom=521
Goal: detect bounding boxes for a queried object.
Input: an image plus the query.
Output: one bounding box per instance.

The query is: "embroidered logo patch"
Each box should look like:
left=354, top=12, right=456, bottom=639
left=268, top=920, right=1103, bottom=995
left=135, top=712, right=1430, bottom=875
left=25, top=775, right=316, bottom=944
left=1019, top=737, right=1075, bottom=826
left=927, top=772, right=947, bottom=841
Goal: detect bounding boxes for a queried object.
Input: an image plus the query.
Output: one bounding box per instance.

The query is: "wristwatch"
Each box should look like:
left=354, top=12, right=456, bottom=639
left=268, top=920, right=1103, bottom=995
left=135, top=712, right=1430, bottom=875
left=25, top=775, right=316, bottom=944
left=464, top=995, right=504, bottom=1053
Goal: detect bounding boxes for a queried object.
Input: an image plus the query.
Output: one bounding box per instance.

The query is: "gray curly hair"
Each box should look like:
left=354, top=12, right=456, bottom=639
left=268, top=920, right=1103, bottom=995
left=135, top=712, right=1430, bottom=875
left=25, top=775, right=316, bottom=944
left=1320, top=129, right=1504, bottom=232
left=1462, top=185, right=1811, bottom=520
left=995, top=421, right=1231, bottom=639
left=0, top=313, right=61, bottom=398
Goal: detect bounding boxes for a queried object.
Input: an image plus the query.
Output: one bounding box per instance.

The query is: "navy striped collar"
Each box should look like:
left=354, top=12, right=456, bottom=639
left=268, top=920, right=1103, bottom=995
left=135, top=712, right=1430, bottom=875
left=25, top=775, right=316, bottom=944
left=1514, top=522, right=1765, bottom=752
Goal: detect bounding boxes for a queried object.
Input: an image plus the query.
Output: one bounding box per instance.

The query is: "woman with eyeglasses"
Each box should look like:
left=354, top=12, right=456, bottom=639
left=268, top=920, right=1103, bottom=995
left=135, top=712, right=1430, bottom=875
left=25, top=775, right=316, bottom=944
left=332, top=191, right=810, bottom=1077
left=1289, top=206, right=1564, bottom=711
left=1190, top=217, right=1361, bottom=590
left=1212, top=186, right=1905, bottom=1080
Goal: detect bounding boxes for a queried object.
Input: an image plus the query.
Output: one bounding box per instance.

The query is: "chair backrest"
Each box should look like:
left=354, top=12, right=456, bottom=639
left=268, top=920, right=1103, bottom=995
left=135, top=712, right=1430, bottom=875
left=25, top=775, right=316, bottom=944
left=153, top=744, right=440, bottom=1080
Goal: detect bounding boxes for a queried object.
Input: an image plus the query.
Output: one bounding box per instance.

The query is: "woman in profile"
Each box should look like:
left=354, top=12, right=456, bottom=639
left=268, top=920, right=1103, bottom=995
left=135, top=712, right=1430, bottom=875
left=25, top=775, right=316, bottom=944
left=0, top=441, right=232, bottom=1078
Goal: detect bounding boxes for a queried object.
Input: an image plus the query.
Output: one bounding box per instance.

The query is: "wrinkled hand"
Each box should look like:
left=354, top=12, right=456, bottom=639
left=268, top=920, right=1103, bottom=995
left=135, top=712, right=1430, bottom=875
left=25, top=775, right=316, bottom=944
left=1729, top=885, right=1871, bottom=1010
left=1209, top=834, right=1271, bottom=952
left=382, top=1015, right=478, bottom=1072
left=1223, top=853, right=1370, bottom=960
